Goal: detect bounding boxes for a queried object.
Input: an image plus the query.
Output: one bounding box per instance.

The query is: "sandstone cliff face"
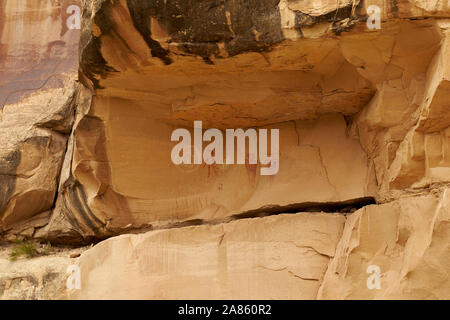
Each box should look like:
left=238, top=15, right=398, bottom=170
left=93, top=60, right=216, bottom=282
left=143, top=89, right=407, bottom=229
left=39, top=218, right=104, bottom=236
left=0, top=0, right=449, bottom=299
left=0, top=0, right=80, bottom=238
left=71, top=213, right=345, bottom=299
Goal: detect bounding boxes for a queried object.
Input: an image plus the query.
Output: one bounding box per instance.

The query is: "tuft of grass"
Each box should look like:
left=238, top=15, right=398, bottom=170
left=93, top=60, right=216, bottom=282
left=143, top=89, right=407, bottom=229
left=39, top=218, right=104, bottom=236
left=9, top=239, right=45, bottom=261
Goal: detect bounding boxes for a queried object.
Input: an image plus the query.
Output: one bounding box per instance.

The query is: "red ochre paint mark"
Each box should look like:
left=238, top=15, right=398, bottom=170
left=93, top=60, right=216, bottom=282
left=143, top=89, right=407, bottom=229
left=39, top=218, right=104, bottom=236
left=245, top=161, right=257, bottom=184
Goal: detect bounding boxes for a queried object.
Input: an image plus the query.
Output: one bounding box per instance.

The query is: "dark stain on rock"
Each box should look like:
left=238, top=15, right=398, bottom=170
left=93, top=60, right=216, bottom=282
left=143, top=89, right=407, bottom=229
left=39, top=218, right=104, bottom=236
left=46, top=40, right=66, bottom=56
left=0, top=150, right=21, bottom=220
left=42, top=272, right=59, bottom=283
left=0, top=137, right=56, bottom=230
left=44, top=114, right=132, bottom=244
left=45, top=176, right=109, bottom=245
left=232, top=197, right=377, bottom=220
left=79, top=1, right=118, bottom=90
left=295, top=11, right=316, bottom=27
left=26, top=136, right=50, bottom=150
left=126, top=0, right=173, bottom=65
left=390, top=0, right=399, bottom=18
left=68, top=182, right=104, bottom=234
left=294, top=2, right=363, bottom=36
left=126, top=0, right=284, bottom=62
left=59, top=116, right=109, bottom=238
left=80, top=0, right=366, bottom=85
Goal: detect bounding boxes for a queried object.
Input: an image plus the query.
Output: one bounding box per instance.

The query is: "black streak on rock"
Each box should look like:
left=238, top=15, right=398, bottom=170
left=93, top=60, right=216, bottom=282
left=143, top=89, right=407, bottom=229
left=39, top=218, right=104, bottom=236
left=390, top=0, right=399, bottom=18
left=126, top=0, right=284, bottom=62
left=79, top=1, right=118, bottom=90
left=0, top=150, right=21, bottom=218
left=294, top=3, right=362, bottom=36
left=126, top=0, right=173, bottom=65
left=232, top=197, right=377, bottom=220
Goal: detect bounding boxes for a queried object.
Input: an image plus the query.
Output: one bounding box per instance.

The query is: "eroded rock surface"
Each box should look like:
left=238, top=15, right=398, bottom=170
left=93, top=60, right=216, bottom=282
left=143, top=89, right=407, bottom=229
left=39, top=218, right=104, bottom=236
left=70, top=213, right=345, bottom=299
left=39, top=0, right=450, bottom=241
left=68, top=188, right=449, bottom=299
left=319, top=187, right=450, bottom=299
left=0, top=256, right=71, bottom=300
left=0, top=0, right=449, bottom=300
left=0, top=0, right=80, bottom=238
left=0, top=242, right=87, bottom=300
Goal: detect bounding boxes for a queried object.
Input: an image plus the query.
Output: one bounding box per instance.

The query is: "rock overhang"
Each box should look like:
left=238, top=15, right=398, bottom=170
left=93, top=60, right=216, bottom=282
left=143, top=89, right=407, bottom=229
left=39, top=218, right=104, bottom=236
left=78, top=0, right=444, bottom=129
left=1, top=0, right=450, bottom=246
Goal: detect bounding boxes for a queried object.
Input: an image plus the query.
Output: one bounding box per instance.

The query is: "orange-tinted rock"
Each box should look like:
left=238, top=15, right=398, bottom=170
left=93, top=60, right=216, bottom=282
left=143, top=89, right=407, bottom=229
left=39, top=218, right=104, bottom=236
left=0, top=0, right=449, bottom=300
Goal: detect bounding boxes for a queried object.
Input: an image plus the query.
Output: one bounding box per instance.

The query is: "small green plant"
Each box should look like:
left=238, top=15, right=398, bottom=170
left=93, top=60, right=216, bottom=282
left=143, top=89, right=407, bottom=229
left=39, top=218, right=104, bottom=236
left=9, top=239, right=40, bottom=261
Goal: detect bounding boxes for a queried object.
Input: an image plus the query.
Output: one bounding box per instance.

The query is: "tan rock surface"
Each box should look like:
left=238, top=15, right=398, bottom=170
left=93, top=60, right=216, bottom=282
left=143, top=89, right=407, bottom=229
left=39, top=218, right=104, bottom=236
left=70, top=213, right=345, bottom=299
left=318, top=187, right=450, bottom=299
left=0, top=0, right=449, bottom=300
left=65, top=187, right=449, bottom=300
left=0, top=255, right=71, bottom=300
left=0, top=83, right=78, bottom=235
left=0, top=242, right=88, bottom=300
left=40, top=111, right=374, bottom=242
left=41, top=0, right=450, bottom=240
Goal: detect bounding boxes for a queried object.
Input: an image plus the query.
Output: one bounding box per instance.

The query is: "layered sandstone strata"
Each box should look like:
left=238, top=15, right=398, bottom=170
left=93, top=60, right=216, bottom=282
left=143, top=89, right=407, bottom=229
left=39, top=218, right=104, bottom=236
left=68, top=187, right=449, bottom=299
left=70, top=213, right=346, bottom=299
left=0, top=0, right=449, bottom=300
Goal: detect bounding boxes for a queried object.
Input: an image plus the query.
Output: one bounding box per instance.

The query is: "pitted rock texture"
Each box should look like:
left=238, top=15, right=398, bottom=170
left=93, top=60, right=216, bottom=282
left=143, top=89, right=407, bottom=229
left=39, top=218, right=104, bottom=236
left=0, top=0, right=449, bottom=300
left=0, top=242, right=88, bottom=300
left=0, top=256, right=71, bottom=300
